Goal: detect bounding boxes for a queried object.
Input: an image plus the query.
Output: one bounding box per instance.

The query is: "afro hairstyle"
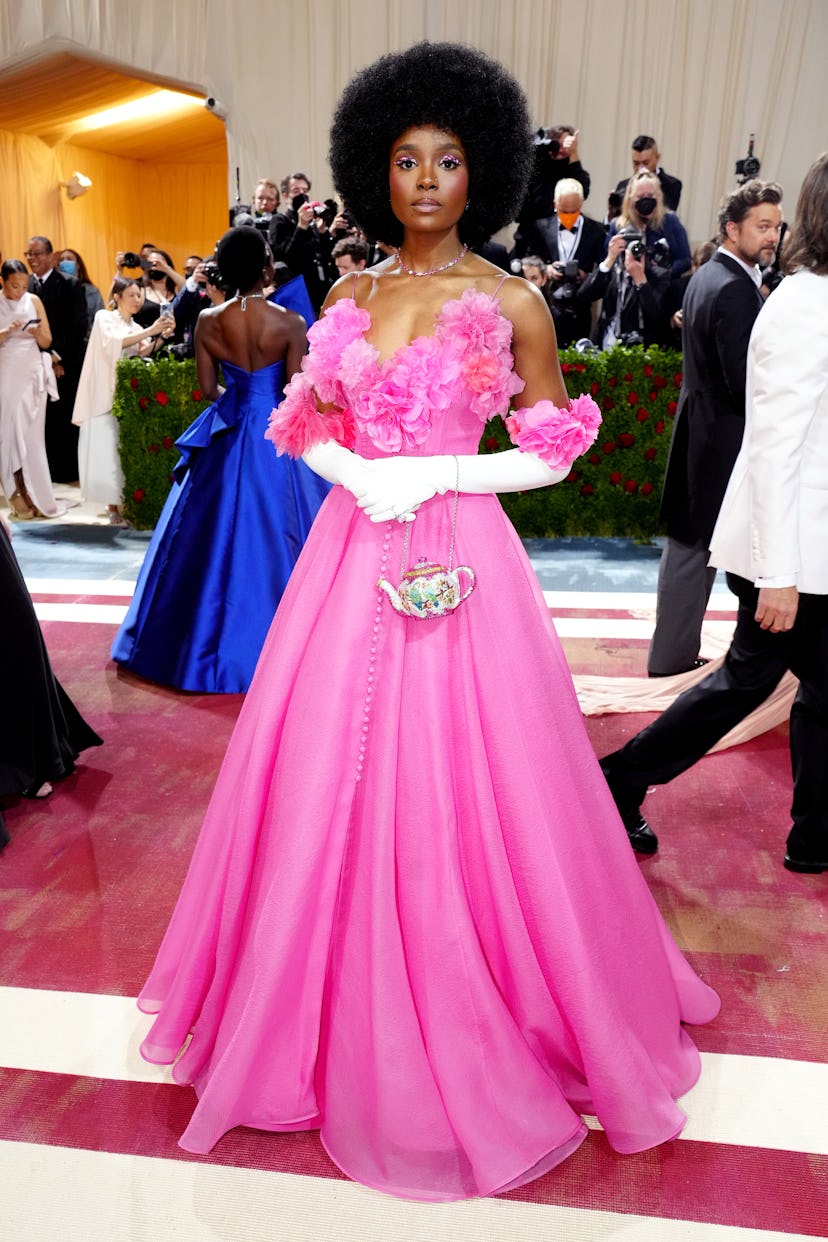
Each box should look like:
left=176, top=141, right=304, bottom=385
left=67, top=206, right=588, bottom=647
left=216, top=226, right=270, bottom=292
left=329, top=41, right=533, bottom=248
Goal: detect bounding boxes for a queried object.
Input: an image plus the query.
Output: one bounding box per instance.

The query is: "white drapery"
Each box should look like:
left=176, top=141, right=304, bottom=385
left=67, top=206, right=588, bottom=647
left=0, top=0, right=825, bottom=252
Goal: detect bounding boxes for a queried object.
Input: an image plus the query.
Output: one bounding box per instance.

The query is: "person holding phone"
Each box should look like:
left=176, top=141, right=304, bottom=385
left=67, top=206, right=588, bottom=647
left=0, top=258, right=65, bottom=519
left=72, top=276, right=174, bottom=523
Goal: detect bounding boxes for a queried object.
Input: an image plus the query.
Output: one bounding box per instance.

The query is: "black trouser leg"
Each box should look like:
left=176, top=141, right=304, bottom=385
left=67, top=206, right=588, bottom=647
left=603, top=574, right=791, bottom=806
left=786, top=594, right=828, bottom=863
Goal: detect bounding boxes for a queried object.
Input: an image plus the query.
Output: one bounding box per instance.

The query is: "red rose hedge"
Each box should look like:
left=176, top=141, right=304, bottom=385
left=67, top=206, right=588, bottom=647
left=114, top=346, right=683, bottom=535
left=114, top=356, right=211, bottom=527
left=480, top=345, right=683, bottom=536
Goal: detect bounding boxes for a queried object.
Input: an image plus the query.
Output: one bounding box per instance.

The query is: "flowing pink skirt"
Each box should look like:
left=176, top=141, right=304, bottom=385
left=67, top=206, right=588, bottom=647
left=138, top=487, right=720, bottom=1201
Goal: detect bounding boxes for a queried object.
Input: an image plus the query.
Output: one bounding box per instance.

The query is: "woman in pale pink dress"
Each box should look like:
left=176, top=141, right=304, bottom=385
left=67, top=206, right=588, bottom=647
left=0, top=259, right=62, bottom=519
left=137, top=43, right=720, bottom=1201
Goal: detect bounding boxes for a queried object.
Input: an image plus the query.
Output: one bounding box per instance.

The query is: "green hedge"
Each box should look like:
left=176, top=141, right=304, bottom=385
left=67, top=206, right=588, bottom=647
left=113, top=356, right=211, bottom=528
left=113, top=346, right=682, bottom=534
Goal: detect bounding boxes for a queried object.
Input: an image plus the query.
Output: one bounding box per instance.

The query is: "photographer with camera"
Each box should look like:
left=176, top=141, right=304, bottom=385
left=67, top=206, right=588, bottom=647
left=525, top=179, right=606, bottom=346
left=512, top=125, right=591, bottom=259
left=280, top=191, right=340, bottom=312
left=580, top=172, right=690, bottom=349
left=169, top=258, right=228, bottom=357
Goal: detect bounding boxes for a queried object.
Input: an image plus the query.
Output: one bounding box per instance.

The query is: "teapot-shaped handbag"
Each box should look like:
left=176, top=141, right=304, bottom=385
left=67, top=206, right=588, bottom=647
left=376, top=460, right=476, bottom=619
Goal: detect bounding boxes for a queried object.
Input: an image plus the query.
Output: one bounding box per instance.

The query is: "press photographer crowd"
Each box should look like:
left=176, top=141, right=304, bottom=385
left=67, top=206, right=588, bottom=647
left=0, top=133, right=787, bottom=524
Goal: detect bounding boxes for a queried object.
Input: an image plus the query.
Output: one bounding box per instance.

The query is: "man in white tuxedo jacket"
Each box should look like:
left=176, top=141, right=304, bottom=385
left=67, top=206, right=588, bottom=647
left=599, top=152, right=828, bottom=873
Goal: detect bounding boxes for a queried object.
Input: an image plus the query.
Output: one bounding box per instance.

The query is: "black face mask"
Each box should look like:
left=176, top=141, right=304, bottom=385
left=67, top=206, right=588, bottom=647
left=635, top=197, right=657, bottom=218
left=147, top=268, right=165, bottom=281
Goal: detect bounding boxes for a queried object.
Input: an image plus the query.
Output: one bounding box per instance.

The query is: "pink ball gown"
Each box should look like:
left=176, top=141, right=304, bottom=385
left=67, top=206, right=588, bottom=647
left=138, top=287, right=720, bottom=1201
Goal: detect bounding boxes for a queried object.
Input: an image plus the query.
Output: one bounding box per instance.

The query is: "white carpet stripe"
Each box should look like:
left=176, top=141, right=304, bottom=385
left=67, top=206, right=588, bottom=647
left=33, top=601, right=128, bottom=624
left=540, top=589, right=736, bottom=611
left=0, top=1141, right=810, bottom=1242
left=1, top=988, right=826, bottom=1156
left=25, top=577, right=137, bottom=596
left=29, top=600, right=738, bottom=641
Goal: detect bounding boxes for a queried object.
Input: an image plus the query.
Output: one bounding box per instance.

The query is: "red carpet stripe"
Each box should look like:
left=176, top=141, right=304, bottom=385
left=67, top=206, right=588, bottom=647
left=0, top=1068, right=825, bottom=1233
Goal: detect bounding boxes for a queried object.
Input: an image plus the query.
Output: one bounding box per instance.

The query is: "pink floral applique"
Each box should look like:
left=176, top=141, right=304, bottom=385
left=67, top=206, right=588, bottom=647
left=505, top=393, right=602, bottom=470
left=339, top=336, right=379, bottom=395
left=438, top=288, right=514, bottom=355
left=266, top=372, right=351, bottom=458
left=301, top=299, right=372, bottom=406
left=354, top=342, right=435, bottom=453
left=438, top=289, right=524, bottom=422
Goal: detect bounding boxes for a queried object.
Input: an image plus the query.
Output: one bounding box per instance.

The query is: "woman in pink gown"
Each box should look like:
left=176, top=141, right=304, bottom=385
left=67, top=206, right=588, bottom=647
left=138, top=43, right=719, bottom=1201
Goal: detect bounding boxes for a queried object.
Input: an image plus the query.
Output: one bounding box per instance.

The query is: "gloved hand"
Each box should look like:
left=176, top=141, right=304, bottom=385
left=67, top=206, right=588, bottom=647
left=355, top=456, right=454, bottom=522
left=355, top=450, right=570, bottom=523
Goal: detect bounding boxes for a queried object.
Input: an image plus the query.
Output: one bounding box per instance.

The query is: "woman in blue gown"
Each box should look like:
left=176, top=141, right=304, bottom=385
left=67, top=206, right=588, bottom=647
left=111, top=228, right=330, bottom=693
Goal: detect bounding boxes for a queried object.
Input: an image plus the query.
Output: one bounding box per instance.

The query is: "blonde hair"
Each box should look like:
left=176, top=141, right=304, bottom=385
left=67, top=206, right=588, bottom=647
left=617, top=171, right=666, bottom=231
left=254, top=178, right=280, bottom=201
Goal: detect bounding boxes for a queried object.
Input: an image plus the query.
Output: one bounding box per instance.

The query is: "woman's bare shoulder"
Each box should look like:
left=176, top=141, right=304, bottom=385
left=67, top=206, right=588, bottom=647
left=325, top=263, right=394, bottom=311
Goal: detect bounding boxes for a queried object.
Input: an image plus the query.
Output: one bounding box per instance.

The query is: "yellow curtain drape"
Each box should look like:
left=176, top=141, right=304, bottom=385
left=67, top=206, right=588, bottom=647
left=0, top=128, right=227, bottom=293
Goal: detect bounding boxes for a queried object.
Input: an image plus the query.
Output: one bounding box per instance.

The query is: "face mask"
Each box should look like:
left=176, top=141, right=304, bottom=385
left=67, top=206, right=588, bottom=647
left=147, top=268, right=165, bottom=281
left=557, top=210, right=580, bottom=230
left=59, top=259, right=77, bottom=277
left=635, top=196, right=657, bottom=217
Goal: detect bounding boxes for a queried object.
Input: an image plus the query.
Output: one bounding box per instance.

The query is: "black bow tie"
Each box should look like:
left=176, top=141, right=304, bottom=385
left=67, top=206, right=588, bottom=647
left=561, top=226, right=577, bottom=233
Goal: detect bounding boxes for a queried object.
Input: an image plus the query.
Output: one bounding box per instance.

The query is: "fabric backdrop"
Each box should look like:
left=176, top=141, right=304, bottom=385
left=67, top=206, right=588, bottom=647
left=0, top=0, right=825, bottom=272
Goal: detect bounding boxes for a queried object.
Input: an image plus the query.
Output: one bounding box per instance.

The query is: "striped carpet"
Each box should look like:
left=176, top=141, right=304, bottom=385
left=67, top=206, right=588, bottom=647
left=1, top=573, right=826, bottom=1241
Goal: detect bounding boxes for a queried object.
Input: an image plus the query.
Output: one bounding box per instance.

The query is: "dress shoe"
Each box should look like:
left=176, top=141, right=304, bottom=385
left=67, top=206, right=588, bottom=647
left=624, top=812, right=659, bottom=855
left=599, top=758, right=659, bottom=855
left=783, top=854, right=827, bottom=874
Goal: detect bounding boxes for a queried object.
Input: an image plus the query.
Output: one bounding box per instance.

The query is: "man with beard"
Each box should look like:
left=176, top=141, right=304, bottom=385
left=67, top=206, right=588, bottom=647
left=648, top=180, right=783, bottom=677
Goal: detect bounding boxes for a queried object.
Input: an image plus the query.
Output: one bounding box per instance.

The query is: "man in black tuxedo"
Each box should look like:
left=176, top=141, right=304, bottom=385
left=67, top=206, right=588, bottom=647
left=615, top=135, right=682, bottom=212
left=525, top=179, right=605, bottom=346
left=26, top=235, right=88, bottom=482
left=599, top=154, right=828, bottom=873
left=648, top=180, right=783, bottom=676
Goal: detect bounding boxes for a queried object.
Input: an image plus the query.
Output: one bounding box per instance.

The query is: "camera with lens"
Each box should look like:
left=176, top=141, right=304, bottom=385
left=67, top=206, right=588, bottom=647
left=122, top=251, right=147, bottom=269
left=202, top=262, right=222, bottom=287
left=618, top=226, right=644, bottom=260
left=735, top=134, right=761, bottom=185
left=552, top=258, right=580, bottom=298
left=534, top=128, right=561, bottom=157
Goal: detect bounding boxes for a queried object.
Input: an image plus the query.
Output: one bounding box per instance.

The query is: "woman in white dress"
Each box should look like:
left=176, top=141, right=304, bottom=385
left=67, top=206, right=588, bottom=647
left=0, top=259, right=62, bottom=520
left=73, top=277, right=174, bottom=522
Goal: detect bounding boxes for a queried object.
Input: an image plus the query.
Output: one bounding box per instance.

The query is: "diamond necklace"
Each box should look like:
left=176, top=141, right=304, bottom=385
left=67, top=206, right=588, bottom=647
left=395, top=244, right=469, bottom=278
left=239, top=292, right=267, bottom=310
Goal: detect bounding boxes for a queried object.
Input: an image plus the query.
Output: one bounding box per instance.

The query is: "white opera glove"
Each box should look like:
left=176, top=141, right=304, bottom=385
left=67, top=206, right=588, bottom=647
left=301, top=440, right=370, bottom=498
left=356, top=449, right=570, bottom=523
left=355, top=455, right=455, bottom=522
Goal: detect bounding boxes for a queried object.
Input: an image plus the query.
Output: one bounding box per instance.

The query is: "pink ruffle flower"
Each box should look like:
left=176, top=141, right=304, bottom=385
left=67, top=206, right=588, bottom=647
left=301, top=300, right=372, bottom=405
left=438, top=288, right=514, bottom=355
left=504, top=393, right=602, bottom=470
left=353, top=335, right=445, bottom=452
left=266, top=373, right=350, bottom=457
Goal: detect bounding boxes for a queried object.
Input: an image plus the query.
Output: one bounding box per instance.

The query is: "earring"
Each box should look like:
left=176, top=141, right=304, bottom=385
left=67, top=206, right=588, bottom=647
left=464, top=200, right=470, bottom=212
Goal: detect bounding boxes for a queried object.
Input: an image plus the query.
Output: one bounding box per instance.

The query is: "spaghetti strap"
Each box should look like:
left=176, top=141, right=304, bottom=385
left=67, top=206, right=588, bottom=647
left=493, top=273, right=510, bottom=298
left=351, top=272, right=360, bottom=299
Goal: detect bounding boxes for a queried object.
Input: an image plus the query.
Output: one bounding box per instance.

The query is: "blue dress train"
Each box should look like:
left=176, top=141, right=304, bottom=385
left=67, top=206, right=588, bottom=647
left=111, top=360, right=330, bottom=693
